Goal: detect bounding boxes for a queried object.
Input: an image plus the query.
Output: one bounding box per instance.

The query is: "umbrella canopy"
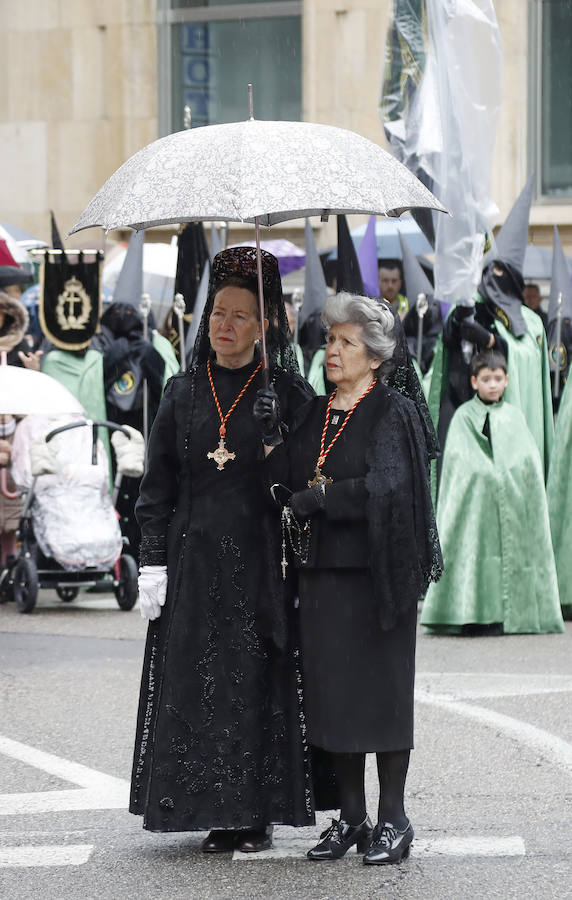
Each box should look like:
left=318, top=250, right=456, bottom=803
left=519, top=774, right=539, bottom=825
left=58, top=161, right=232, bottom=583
left=328, top=216, right=433, bottom=260
left=102, top=240, right=179, bottom=308
left=0, top=366, right=84, bottom=416
left=228, top=238, right=305, bottom=276
left=71, top=119, right=447, bottom=235
left=0, top=222, right=48, bottom=252
left=0, top=225, right=33, bottom=267
left=523, top=244, right=572, bottom=280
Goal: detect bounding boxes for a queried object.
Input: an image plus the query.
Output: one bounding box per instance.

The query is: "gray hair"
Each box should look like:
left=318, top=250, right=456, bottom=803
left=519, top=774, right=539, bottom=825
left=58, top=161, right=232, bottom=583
left=321, top=292, right=396, bottom=373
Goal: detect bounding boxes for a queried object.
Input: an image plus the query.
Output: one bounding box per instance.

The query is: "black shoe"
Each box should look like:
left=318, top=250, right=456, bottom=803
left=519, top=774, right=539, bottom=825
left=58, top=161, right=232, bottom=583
left=201, top=829, right=239, bottom=853
left=236, top=825, right=273, bottom=853
left=307, top=816, right=373, bottom=860
left=363, top=821, right=414, bottom=865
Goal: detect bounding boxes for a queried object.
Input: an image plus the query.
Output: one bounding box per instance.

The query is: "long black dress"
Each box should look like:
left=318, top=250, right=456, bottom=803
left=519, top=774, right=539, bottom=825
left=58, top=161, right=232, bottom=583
left=265, top=379, right=440, bottom=755
left=129, top=357, right=315, bottom=832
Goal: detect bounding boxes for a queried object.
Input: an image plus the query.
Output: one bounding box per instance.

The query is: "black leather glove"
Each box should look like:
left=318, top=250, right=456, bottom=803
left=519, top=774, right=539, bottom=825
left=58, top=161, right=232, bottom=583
left=452, top=303, right=476, bottom=323
left=253, top=387, right=282, bottom=446
left=459, top=319, right=494, bottom=348
left=288, top=484, right=326, bottom=520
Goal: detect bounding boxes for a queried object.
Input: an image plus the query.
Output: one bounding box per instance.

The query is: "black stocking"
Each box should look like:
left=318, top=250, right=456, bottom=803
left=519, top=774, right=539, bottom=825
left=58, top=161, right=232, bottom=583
left=376, top=750, right=410, bottom=829
left=332, top=751, right=366, bottom=826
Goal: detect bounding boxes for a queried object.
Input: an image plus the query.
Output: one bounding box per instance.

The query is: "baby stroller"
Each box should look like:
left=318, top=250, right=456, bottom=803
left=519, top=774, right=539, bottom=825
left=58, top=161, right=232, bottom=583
left=2, top=417, right=144, bottom=613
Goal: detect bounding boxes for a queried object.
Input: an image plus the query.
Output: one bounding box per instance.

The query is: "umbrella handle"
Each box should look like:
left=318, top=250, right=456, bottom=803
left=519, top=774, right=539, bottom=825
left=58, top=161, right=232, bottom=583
left=0, top=467, right=19, bottom=499
left=255, top=217, right=269, bottom=385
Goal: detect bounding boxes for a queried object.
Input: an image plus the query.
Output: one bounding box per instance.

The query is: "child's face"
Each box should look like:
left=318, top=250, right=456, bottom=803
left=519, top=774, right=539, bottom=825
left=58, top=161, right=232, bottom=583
left=471, top=367, right=509, bottom=403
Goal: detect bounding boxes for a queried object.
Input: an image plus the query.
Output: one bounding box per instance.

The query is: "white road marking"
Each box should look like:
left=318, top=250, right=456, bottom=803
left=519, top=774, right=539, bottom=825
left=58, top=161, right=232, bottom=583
left=232, top=834, right=525, bottom=861
left=416, top=693, right=572, bottom=776
left=415, top=835, right=525, bottom=857
left=0, top=735, right=129, bottom=816
left=0, top=844, right=93, bottom=868
left=415, top=671, right=572, bottom=699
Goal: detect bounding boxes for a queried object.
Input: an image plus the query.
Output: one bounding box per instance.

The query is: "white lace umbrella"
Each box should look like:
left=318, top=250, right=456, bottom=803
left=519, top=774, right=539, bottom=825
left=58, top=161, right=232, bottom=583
left=71, top=116, right=447, bottom=368
left=0, top=366, right=84, bottom=416
left=71, top=119, right=446, bottom=233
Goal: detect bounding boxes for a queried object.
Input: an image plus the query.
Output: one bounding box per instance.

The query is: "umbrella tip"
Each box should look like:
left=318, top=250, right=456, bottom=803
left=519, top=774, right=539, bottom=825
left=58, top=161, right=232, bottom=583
left=248, top=84, right=254, bottom=121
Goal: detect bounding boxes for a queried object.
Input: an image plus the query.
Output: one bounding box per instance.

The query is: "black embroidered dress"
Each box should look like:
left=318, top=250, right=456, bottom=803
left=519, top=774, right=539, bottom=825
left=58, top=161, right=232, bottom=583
left=129, top=358, right=314, bottom=832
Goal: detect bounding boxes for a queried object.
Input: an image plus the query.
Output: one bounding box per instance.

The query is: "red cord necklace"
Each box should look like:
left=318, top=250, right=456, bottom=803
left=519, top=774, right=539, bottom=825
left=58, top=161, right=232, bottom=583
left=308, top=379, right=376, bottom=487
left=206, top=358, right=263, bottom=470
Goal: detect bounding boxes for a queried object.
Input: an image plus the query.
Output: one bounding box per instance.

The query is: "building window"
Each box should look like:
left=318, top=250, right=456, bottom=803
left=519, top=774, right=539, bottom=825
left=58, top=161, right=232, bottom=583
left=158, top=0, right=302, bottom=135
left=530, top=0, right=572, bottom=198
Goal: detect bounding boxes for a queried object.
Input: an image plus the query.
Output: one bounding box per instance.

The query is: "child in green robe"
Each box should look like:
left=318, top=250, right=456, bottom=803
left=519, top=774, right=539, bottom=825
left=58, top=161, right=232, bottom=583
left=421, top=349, right=564, bottom=635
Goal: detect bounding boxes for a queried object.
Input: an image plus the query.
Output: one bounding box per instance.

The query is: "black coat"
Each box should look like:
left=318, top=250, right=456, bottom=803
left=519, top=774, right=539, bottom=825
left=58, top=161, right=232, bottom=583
left=266, top=381, right=442, bottom=629
left=130, top=360, right=316, bottom=832
left=264, top=380, right=441, bottom=755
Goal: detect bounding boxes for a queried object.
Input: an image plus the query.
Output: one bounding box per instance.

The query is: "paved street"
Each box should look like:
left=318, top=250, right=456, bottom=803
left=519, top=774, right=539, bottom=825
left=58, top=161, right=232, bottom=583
left=0, top=590, right=571, bottom=899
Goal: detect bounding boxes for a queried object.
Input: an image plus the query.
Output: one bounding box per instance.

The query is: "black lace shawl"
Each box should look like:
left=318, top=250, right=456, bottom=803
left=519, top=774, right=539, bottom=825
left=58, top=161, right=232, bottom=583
left=381, top=298, right=440, bottom=460
left=283, top=382, right=442, bottom=631
left=364, top=385, right=443, bottom=630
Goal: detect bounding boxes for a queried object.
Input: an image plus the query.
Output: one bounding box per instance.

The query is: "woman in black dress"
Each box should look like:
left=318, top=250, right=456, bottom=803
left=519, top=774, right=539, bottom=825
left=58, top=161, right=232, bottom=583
left=130, top=248, right=315, bottom=852
left=255, top=292, right=442, bottom=865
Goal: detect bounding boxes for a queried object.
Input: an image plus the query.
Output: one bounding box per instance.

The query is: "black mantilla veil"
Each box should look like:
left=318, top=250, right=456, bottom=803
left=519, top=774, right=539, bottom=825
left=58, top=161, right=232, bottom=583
left=191, top=246, right=299, bottom=375
left=371, top=297, right=440, bottom=461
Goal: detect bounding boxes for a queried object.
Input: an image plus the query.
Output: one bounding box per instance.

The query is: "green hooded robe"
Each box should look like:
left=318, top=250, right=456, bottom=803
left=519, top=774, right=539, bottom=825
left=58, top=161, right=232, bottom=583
left=421, top=395, right=564, bottom=634
left=546, top=375, right=572, bottom=618
left=427, top=301, right=554, bottom=479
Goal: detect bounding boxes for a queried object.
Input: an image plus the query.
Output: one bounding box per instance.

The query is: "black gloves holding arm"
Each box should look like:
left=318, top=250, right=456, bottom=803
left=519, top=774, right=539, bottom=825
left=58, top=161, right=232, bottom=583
left=459, top=318, right=494, bottom=348
left=289, top=483, right=326, bottom=520
left=253, top=387, right=283, bottom=447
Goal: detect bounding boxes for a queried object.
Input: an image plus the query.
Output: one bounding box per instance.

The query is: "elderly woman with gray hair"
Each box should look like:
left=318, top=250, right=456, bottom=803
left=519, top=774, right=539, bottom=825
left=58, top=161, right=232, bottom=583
left=254, top=292, right=442, bottom=866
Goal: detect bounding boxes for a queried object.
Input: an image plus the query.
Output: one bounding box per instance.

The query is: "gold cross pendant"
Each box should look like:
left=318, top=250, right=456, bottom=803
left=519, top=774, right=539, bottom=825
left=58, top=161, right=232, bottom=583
left=207, top=437, right=236, bottom=471
left=307, top=466, right=333, bottom=488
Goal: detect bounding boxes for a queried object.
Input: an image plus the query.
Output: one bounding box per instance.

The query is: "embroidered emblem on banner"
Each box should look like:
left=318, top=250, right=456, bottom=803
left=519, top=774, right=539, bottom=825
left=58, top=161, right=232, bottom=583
left=56, top=277, right=92, bottom=331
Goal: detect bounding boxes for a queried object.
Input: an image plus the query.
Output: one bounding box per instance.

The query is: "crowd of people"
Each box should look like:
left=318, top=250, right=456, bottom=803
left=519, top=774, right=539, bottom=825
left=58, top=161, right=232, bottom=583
left=1, top=196, right=570, bottom=865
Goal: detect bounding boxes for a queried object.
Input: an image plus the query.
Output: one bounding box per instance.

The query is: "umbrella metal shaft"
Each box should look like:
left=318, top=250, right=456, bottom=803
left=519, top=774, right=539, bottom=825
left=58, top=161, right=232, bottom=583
left=554, top=292, right=563, bottom=399
left=255, top=218, right=269, bottom=385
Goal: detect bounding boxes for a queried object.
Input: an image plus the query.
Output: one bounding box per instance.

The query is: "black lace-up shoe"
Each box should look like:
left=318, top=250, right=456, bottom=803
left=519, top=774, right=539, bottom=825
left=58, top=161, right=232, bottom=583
left=200, top=829, right=239, bottom=853
left=307, top=816, right=373, bottom=860
left=236, top=825, right=273, bottom=853
left=363, top=820, right=414, bottom=865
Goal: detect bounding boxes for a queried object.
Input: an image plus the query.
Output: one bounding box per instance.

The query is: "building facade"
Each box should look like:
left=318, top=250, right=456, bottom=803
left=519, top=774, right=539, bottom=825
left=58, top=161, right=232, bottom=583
left=1, top=0, right=571, bottom=251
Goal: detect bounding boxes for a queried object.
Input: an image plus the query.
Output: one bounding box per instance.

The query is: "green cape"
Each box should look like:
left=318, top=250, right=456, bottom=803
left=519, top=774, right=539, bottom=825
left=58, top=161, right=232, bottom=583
left=307, top=347, right=327, bottom=395
left=421, top=395, right=564, bottom=634
left=427, top=301, right=554, bottom=479
left=547, top=375, right=572, bottom=616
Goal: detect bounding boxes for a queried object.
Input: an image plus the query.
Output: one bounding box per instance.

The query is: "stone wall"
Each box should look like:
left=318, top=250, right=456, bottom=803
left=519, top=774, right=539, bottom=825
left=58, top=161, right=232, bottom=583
left=0, top=0, right=570, bottom=252
left=0, top=0, right=157, bottom=242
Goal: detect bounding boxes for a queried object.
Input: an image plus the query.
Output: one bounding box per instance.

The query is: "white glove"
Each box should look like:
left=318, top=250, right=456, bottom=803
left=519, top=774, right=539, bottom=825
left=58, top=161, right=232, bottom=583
left=111, top=426, right=146, bottom=478
left=138, top=565, right=168, bottom=621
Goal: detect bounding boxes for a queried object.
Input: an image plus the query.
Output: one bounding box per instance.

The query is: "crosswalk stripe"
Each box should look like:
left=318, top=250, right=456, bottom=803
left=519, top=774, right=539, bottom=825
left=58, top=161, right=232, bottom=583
left=0, top=844, right=93, bottom=868
left=232, top=834, right=525, bottom=861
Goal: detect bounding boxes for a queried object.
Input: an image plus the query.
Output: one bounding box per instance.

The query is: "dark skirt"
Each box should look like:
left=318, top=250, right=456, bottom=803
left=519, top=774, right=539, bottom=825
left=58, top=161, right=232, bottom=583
left=298, top=569, right=417, bottom=753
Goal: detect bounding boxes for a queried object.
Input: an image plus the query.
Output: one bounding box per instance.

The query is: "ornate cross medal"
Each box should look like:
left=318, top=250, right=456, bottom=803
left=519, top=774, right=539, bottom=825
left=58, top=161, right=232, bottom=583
left=206, top=358, right=263, bottom=471
left=308, top=465, right=333, bottom=488
left=309, top=380, right=376, bottom=487
left=207, top=434, right=236, bottom=471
